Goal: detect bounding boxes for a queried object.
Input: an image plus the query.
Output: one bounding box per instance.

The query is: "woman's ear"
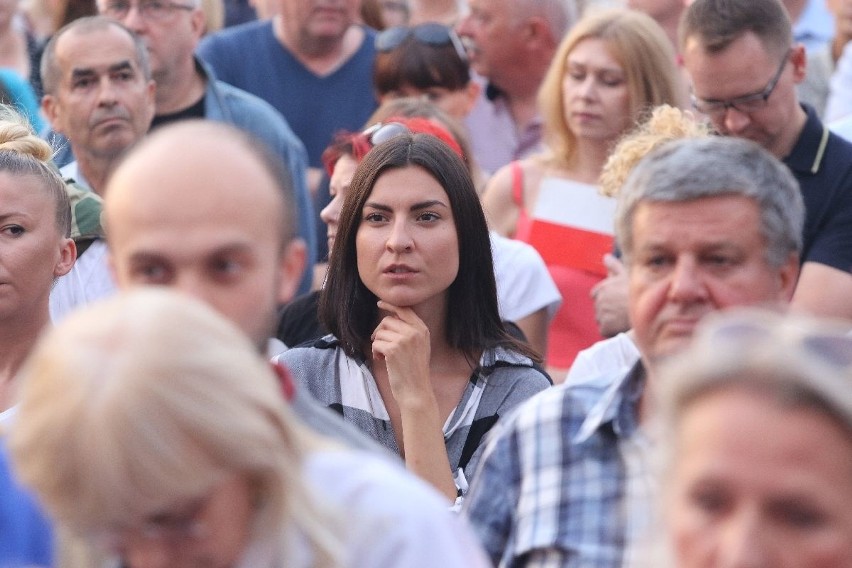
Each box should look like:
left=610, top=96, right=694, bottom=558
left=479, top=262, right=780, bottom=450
left=54, top=238, right=77, bottom=278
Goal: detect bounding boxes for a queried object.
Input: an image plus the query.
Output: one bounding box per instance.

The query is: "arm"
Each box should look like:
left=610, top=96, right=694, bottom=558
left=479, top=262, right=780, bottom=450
left=371, top=301, right=457, bottom=501
left=791, top=261, right=852, bottom=319
left=481, top=163, right=522, bottom=237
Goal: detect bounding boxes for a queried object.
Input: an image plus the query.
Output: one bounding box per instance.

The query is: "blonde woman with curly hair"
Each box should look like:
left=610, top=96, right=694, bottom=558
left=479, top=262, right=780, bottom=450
left=8, top=289, right=491, bottom=568
left=481, top=8, right=681, bottom=380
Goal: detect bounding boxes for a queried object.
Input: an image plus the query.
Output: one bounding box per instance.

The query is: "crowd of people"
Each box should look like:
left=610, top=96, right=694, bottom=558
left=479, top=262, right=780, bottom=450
left=0, top=0, right=851, bottom=566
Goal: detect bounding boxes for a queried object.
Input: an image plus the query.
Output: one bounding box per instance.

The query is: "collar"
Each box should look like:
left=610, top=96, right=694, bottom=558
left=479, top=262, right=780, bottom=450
left=784, top=104, right=830, bottom=175
left=572, top=361, right=646, bottom=445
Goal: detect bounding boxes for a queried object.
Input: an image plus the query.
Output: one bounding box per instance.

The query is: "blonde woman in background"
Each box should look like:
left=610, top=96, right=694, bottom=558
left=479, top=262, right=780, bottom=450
left=482, top=8, right=681, bottom=380
left=8, top=289, right=491, bottom=568
left=658, top=309, right=852, bottom=567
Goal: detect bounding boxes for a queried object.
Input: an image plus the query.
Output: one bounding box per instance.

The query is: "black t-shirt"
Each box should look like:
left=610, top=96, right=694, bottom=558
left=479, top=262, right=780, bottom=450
left=150, top=94, right=206, bottom=130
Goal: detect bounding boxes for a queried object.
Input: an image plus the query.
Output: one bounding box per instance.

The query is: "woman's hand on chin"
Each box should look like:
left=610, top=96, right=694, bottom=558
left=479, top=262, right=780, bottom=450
left=371, top=300, right=434, bottom=408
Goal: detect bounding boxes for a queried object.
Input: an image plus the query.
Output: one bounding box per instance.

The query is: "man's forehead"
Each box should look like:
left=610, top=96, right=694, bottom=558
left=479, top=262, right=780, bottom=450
left=57, top=28, right=138, bottom=70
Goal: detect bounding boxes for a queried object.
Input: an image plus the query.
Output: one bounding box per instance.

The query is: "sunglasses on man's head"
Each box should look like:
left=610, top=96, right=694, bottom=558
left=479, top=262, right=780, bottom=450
left=375, top=23, right=468, bottom=63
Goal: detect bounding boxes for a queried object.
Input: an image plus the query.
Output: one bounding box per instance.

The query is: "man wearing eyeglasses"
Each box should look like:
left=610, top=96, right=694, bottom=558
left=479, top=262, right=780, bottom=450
left=681, top=0, right=852, bottom=321
left=96, top=0, right=317, bottom=295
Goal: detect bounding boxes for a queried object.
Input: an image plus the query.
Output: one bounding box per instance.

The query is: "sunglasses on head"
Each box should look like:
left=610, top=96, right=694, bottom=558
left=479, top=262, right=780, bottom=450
left=361, top=121, right=412, bottom=147
left=375, top=23, right=468, bottom=63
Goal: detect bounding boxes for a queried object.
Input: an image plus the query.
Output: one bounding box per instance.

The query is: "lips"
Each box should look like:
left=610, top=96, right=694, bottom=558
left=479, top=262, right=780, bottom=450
left=383, top=263, right=417, bottom=275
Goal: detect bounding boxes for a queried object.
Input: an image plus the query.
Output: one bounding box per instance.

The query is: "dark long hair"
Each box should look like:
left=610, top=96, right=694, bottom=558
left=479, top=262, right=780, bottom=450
left=319, top=133, right=538, bottom=362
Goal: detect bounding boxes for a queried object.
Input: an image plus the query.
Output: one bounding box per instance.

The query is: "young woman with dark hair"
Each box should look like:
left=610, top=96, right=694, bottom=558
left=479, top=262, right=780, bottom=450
left=280, top=133, right=550, bottom=504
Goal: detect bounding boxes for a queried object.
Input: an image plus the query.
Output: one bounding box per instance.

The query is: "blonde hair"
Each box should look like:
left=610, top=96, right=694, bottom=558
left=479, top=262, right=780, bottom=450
left=598, top=105, right=710, bottom=198
left=0, top=103, right=70, bottom=236
left=9, top=289, right=341, bottom=567
left=538, top=8, right=681, bottom=168
left=658, top=308, right=852, bottom=473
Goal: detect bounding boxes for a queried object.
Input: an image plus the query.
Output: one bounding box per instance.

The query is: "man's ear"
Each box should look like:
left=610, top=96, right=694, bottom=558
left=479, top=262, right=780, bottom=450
left=42, top=94, right=64, bottom=134
left=190, top=6, right=207, bottom=39
left=790, top=43, right=807, bottom=84
left=276, top=238, right=307, bottom=304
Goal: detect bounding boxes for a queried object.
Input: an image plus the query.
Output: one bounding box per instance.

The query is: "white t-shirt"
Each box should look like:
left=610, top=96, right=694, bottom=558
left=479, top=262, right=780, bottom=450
left=565, top=332, right=640, bottom=386
left=49, top=240, right=117, bottom=323
left=491, top=232, right=561, bottom=323
left=237, top=449, right=492, bottom=568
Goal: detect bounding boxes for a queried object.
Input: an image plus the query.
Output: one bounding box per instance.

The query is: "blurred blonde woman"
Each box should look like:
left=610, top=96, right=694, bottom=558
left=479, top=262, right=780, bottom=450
left=8, top=289, right=490, bottom=568
left=482, top=8, right=681, bottom=379
left=658, top=309, right=852, bottom=567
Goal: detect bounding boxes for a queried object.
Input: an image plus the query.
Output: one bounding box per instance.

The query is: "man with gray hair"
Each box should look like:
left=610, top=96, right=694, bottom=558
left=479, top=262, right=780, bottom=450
left=41, top=16, right=155, bottom=196
left=40, top=17, right=155, bottom=321
left=463, top=136, right=802, bottom=567
left=457, top=0, right=577, bottom=173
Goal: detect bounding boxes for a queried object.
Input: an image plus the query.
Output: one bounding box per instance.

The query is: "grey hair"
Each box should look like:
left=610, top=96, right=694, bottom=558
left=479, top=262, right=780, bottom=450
left=615, top=136, right=804, bottom=267
left=41, top=16, right=151, bottom=95
left=511, top=0, right=580, bottom=42
left=659, top=308, right=852, bottom=447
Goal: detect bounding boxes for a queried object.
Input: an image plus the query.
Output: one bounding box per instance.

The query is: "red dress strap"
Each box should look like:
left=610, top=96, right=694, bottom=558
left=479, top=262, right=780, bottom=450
left=510, top=160, right=524, bottom=206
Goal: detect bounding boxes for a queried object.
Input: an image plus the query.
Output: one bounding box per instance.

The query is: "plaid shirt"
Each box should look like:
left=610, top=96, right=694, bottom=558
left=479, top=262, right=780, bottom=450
left=463, top=362, right=654, bottom=568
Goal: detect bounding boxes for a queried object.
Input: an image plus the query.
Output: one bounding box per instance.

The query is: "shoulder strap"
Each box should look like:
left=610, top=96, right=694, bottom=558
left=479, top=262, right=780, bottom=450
left=510, top=160, right=524, bottom=206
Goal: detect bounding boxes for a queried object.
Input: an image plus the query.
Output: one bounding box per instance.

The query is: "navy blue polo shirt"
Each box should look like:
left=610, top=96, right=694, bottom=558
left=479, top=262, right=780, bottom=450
left=783, top=105, right=852, bottom=273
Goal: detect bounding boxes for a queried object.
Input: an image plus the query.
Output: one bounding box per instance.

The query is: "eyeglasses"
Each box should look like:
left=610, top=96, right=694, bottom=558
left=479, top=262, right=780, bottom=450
left=691, top=49, right=791, bottom=117
left=362, top=121, right=412, bottom=147
left=102, top=0, right=194, bottom=21
left=375, top=23, right=468, bottom=63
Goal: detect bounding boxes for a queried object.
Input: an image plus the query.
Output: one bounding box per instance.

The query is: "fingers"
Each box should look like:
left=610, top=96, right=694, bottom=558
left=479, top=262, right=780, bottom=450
left=603, top=253, right=624, bottom=277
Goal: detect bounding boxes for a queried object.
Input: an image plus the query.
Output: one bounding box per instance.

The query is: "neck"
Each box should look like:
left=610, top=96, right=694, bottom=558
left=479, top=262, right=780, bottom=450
left=409, top=0, right=459, bottom=25
left=833, top=33, right=851, bottom=63
left=657, top=10, right=684, bottom=53
left=497, top=61, right=549, bottom=131
left=0, top=311, right=48, bottom=412
left=273, top=17, right=363, bottom=76
left=771, top=104, right=809, bottom=159
left=155, top=59, right=207, bottom=115
left=566, top=136, right=612, bottom=184
left=75, top=151, right=114, bottom=195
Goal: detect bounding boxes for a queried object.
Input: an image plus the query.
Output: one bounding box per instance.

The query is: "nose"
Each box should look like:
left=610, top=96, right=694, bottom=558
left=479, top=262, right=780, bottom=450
left=577, top=75, right=598, bottom=99
left=385, top=219, right=413, bottom=253
left=456, top=13, right=472, bottom=37
left=717, top=509, right=770, bottom=568
left=667, top=257, right=709, bottom=304
left=121, top=535, right=173, bottom=568
left=173, top=271, right=216, bottom=306
left=722, top=105, right=751, bottom=135
left=96, top=76, right=119, bottom=106
left=319, top=193, right=342, bottom=230
left=120, top=4, right=148, bottom=33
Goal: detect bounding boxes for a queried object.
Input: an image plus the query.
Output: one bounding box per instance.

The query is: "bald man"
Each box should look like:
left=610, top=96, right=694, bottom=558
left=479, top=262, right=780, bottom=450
left=104, top=120, right=382, bottom=450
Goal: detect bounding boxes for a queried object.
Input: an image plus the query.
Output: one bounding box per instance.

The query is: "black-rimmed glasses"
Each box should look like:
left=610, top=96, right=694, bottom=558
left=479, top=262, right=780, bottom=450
left=375, top=23, right=468, bottom=63
left=691, top=49, right=792, bottom=117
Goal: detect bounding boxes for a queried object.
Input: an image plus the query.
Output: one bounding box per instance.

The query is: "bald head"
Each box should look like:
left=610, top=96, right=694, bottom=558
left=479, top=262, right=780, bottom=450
left=104, top=120, right=306, bottom=349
